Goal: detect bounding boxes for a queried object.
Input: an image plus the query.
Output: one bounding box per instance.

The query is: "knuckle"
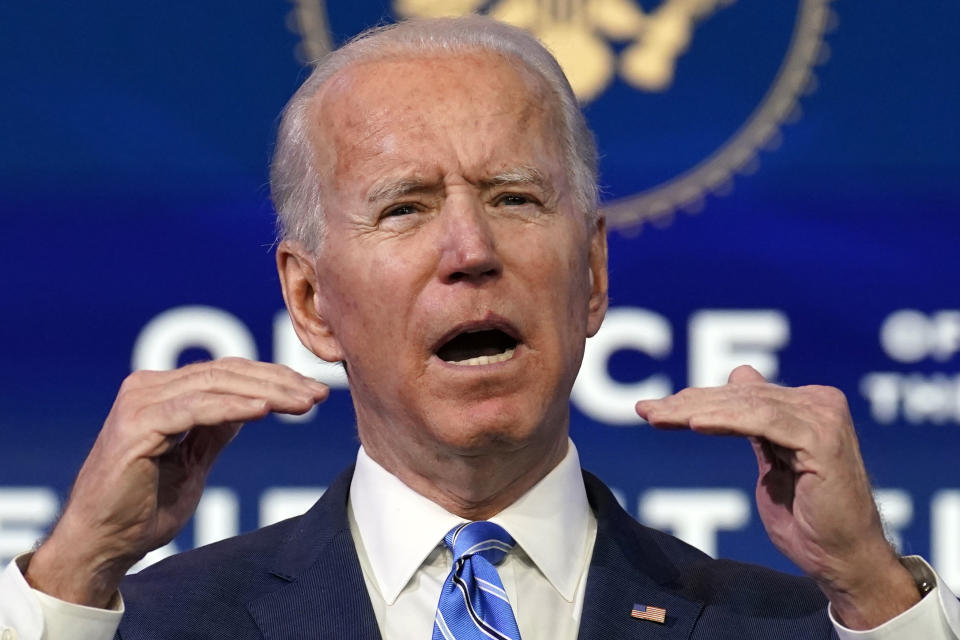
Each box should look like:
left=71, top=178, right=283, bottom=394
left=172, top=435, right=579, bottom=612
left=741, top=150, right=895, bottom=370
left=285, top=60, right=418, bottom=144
left=117, top=404, right=141, bottom=427
left=740, top=382, right=760, bottom=398
left=202, top=366, right=219, bottom=385
left=170, top=390, right=204, bottom=415
left=119, top=370, right=149, bottom=392
left=742, top=388, right=763, bottom=412
left=810, top=386, right=852, bottom=426
left=824, top=434, right=846, bottom=459
left=810, top=384, right=848, bottom=408
left=113, top=386, right=149, bottom=417
left=807, top=421, right=844, bottom=457
left=803, top=420, right=824, bottom=446
left=827, top=406, right=852, bottom=430
left=687, top=412, right=709, bottom=429
left=758, top=402, right=780, bottom=426
left=190, top=365, right=222, bottom=388
left=274, top=362, right=302, bottom=381
left=674, top=388, right=694, bottom=401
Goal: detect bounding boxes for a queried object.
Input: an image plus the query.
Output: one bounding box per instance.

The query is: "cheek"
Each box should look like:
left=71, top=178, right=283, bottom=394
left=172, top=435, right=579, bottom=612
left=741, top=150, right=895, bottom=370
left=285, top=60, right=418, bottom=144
left=524, top=226, right=586, bottom=289
left=327, top=253, right=423, bottom=354
left=511, top=232, right=590, bottom=337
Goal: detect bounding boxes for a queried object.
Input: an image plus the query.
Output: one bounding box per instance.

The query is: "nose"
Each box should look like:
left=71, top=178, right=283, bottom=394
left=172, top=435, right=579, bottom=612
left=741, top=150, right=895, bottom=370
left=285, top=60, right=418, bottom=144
left=437, top=199, right=502, bottom=285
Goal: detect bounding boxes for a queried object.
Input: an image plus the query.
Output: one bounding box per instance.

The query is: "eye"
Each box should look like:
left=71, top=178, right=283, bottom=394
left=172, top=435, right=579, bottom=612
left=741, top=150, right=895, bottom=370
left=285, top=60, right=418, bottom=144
left=495, top=193, right=536, bottom=207
left=382, top=203, right=418, bottom=218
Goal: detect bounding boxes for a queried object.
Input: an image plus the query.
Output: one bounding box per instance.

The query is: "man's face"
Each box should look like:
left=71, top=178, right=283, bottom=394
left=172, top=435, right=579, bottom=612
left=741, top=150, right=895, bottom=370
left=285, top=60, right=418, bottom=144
left=301, top=51, right=607, bottom=464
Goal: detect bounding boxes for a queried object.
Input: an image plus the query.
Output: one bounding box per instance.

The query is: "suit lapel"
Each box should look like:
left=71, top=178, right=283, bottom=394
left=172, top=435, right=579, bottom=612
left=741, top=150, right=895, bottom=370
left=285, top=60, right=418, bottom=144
left=243, top=466, right=704, bottom=640
left=246, top=466, right=382, bottom=640
left=578, top=472, right=704, bottom=640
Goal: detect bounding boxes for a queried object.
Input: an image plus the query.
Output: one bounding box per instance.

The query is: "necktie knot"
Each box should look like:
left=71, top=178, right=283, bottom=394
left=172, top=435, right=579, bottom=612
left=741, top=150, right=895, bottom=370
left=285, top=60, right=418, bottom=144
left=434, top=521, right=522, bottom=640
left=445, top=521, right=515, bottom=566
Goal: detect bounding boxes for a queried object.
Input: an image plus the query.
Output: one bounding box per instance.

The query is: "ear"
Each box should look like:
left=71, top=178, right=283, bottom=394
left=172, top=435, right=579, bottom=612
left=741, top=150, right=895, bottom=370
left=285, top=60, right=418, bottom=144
left=585, top=215, right=609, bottom=338
left=276, top=240, right=345, bottom=362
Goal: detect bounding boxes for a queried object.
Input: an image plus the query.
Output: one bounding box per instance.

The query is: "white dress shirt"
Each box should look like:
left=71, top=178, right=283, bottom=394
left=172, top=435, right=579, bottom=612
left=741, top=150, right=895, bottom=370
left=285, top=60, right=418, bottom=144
left=348, top=442, right=960, bottom=640
left=348, top=442, right=597, bottom=640
left=1, top=440, right=958, bottom=639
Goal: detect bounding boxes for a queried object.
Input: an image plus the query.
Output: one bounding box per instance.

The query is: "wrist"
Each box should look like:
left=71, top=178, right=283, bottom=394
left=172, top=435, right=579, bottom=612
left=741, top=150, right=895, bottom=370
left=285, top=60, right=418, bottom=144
left=25, top=531, right=134, bottom=608
left=821, top=553, right=922, bottom=630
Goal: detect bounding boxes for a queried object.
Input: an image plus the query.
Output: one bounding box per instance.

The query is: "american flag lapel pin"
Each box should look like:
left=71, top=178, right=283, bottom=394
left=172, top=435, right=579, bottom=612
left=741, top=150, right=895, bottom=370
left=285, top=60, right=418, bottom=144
left=631, top=603, right=667, bottom=624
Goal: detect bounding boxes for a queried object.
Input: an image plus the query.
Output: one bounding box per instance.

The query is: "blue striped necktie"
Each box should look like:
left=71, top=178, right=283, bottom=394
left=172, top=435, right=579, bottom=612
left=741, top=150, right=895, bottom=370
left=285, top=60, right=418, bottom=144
left=432, top=521, right=522, bottom=640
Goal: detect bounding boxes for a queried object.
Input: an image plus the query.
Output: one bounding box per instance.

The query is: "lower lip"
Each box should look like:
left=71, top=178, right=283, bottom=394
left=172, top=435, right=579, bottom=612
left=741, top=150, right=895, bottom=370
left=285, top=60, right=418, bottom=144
left=433, top=344, right=523, bottom=370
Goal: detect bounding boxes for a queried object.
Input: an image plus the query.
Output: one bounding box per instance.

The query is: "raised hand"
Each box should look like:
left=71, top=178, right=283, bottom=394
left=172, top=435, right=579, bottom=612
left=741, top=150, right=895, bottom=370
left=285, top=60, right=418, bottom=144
left=635, top=365, right=920, bottom=629
left=25, top=358, right=329, bottom=608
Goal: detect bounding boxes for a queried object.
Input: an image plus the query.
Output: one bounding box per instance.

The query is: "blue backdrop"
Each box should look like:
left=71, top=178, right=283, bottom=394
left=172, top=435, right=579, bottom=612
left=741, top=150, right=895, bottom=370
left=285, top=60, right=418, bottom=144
left=1, top=1, right=958, bottom=585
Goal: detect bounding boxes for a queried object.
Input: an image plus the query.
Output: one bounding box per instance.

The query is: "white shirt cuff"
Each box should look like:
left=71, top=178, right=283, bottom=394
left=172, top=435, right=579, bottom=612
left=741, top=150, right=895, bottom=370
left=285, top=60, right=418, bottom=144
left=0, top=553, right=122, bottom=640
left=830, top=556, right=960, bottom=640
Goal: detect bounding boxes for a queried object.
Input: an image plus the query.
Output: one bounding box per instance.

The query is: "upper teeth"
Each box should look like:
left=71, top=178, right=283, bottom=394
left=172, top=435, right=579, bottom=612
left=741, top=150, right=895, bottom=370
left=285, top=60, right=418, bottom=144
left=449, top=347, right=515, bottom=366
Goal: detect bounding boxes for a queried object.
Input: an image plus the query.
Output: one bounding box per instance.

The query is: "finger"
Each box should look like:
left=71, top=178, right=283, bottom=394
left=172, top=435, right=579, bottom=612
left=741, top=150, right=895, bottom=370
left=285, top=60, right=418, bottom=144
left=637, top=380, right=811, bottom=421
left=135, top=389, right=313, bottom=439
left=688, top=403, right=811, bottom=449
left=122, top=358, right=327, bottom=396
left=125, top=366, right=329, bottom=411
left=635, top=386, right=742, bottom=426
left=640, top=392, right=812, bottom=452
left=197, top=358, right=326, bottom=389
left=727, top=364, right=766, bottom=385
left=113, top=393, right=266, bottom=458
left=174, top=358, right=327, bottom=394
left=638, top=383, right=844, bottom=430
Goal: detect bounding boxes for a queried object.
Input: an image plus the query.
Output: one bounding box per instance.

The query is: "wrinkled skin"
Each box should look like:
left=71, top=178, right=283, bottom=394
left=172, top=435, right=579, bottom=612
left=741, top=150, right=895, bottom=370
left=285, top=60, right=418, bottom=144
left=637, top=366, right=919, bottom=628
left=27, top=50, right=919, bottom=631
left=277, top=53, right=608, bottom=518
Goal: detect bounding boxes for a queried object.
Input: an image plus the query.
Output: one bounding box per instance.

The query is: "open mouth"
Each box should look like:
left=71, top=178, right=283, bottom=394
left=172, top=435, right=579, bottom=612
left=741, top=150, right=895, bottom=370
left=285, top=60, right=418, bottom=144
left=435, top=328, right=519, bottom=366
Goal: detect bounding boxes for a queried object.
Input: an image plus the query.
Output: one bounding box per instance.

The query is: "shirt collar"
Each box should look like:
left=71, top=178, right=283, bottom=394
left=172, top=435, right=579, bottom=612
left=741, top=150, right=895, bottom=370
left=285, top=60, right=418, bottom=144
left=348, top=439, right=592, bottom=605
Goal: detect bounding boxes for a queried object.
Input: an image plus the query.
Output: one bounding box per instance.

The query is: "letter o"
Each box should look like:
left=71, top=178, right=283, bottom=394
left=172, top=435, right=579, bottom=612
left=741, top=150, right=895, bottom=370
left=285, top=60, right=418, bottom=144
left=880, top=310, right=931, bottom=363
left=132, top=305, right=257, bottom=371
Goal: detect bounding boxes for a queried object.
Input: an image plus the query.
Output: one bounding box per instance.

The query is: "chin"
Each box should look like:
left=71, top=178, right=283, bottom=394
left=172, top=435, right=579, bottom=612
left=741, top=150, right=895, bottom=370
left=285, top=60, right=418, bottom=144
left=427, top=395, right=567, bottom=457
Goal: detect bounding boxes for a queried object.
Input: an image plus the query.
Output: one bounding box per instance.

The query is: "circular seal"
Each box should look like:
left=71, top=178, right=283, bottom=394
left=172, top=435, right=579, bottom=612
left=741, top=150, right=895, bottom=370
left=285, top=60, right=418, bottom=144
left=287, top=0, right=834, bottom=231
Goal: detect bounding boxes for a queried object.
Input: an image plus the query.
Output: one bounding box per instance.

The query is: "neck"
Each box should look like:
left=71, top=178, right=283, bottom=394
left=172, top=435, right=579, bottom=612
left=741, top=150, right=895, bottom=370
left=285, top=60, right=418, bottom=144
left=361, top=429, right=569, bottom=520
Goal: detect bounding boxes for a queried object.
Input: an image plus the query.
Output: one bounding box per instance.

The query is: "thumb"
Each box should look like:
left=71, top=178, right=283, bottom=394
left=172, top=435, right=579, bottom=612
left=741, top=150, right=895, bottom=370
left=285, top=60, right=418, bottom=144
left=728, top=364, right=766, bottom=385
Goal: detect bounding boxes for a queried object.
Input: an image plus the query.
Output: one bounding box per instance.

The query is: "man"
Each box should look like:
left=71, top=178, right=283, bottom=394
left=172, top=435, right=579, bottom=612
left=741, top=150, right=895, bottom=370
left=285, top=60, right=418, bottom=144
left=1, top=15, right=957, bottom=640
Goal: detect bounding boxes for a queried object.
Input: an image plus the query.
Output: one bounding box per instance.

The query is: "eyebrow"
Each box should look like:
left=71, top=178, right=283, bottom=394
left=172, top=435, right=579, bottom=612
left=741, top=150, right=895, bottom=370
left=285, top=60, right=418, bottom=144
left=482, top=166, right=549, bottom=191
left=365, top=165, right=553, bottom=204
left=366, top=178, right=438, bottom=204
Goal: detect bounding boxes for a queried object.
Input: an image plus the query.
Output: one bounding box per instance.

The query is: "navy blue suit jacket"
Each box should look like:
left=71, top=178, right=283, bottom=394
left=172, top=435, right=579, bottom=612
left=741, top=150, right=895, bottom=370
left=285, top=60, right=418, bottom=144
left=117, top=468, right=837, bottom=639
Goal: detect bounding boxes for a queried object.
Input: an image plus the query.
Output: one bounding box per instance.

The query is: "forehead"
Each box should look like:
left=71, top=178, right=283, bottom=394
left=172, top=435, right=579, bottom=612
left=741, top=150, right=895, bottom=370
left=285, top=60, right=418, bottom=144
left=307, top=51, right=563, bottom=187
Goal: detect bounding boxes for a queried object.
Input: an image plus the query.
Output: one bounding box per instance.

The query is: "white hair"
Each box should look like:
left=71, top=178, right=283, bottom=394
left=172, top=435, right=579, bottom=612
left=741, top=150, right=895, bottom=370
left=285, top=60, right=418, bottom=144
left=270, top=15, right=599, bottom=251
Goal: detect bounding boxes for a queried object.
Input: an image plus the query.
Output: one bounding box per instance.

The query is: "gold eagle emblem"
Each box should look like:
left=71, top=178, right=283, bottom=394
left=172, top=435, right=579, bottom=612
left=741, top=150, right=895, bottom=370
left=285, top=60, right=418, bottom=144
left=395, top=0, right=735, bottom=102
left=288, top=0, right=833, bottom=230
